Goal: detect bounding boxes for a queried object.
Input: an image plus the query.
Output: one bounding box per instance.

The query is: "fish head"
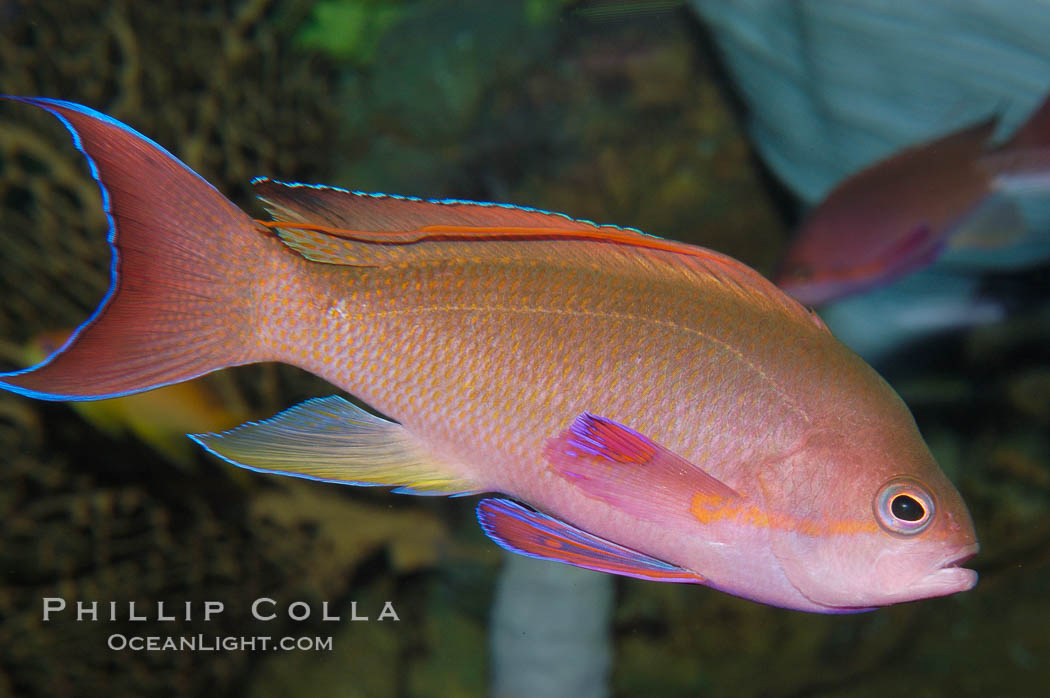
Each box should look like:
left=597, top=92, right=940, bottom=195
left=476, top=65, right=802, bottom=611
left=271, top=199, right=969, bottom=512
left=775, top=240, right=844, bottom=308
left=775, top=188, right=885, bottom=306
left=758, top=425, right=978, bottom=612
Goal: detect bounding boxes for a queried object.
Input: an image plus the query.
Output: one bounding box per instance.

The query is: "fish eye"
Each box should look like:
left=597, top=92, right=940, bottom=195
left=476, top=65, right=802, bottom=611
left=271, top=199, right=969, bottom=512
left=891, top=494, right=923, bottom=521
left=874, top=478, right=935, bottom=535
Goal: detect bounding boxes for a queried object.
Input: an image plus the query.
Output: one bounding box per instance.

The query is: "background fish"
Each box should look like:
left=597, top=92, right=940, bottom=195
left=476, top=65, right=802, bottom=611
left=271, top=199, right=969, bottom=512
left=0, top=97, right=977, bottom=613
left=689, top=0, right=1050, bottom=206
left=691, top=0, right=1050, bottom=366
left=778, top=97, right=1050, bottom=307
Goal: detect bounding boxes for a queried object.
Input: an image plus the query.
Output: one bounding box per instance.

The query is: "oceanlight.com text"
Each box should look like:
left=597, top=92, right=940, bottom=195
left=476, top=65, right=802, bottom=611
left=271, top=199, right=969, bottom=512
left=107, top=633, right=334, bottom=652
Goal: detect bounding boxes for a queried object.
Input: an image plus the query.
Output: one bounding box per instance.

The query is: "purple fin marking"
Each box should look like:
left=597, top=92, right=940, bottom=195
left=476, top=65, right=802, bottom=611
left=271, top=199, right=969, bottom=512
left=545, top=413, right=740, bottom=521
left=879, top=223, right=945, bottom=279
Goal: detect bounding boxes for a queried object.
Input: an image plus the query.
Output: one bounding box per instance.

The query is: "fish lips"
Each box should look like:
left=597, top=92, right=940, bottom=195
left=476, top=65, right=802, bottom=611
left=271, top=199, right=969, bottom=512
left=907, top=542, right=981, bottom=599
left=853, top=541, right=979, bottom=610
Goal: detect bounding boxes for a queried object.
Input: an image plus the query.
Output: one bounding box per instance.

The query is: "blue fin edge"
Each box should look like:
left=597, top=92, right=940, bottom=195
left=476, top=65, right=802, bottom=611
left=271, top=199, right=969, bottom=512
left=476, top=497, right=699, bottom=582
left=251, top=176, right=650, bottom=237
left=0, top=96, right=221, bottom=401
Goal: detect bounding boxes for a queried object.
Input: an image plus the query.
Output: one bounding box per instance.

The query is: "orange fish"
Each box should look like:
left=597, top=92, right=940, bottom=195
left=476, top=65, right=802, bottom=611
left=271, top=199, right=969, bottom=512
left=0, top=97, right=978, bottom=612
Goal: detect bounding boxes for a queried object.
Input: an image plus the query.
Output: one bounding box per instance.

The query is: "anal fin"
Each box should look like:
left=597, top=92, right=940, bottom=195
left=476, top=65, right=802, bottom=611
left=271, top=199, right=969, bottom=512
left=191, top=396, right=478, bottom=495
left=477, top=498, right=704, bottom=584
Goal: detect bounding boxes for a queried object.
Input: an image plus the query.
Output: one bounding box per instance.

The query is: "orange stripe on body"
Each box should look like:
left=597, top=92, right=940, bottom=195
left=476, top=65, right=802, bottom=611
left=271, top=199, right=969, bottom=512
left=690, top=493, right=879, bottom=536
left=255, top=220, right=741, bottom=270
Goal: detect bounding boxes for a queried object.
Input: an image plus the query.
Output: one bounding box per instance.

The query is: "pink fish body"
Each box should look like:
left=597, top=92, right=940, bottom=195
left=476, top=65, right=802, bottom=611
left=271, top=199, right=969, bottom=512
left=0, top=98, right=978, bottom=613
left=778, top=96, right=1050, bottom=306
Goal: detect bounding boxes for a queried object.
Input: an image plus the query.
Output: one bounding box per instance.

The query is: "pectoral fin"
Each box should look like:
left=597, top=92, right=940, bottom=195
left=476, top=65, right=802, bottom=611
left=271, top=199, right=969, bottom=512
left=191, top=396, right=478, bottom=495
left=545, top=413, right=740, bottom=521
left=477, top=498, right=704, bottom=583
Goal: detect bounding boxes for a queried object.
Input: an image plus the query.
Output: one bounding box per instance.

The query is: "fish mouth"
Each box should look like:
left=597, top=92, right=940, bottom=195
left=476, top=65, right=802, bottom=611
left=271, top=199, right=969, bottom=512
left=940, top=542, right=980, bottom=570
left=920, top=542, right=980, bottom=595
left=812, top=542, right=982, bottom=612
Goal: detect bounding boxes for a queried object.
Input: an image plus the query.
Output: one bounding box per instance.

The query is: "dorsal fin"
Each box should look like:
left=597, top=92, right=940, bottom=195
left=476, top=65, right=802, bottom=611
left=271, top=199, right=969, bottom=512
left=252, top=179, right=828, bottom=333
left=252, top=177, right=643, bottom=234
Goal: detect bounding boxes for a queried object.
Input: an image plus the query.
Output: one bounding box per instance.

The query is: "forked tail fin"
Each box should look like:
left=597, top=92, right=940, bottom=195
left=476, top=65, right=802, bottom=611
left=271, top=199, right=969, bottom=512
left=0, top=97, right=277, bottom=400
